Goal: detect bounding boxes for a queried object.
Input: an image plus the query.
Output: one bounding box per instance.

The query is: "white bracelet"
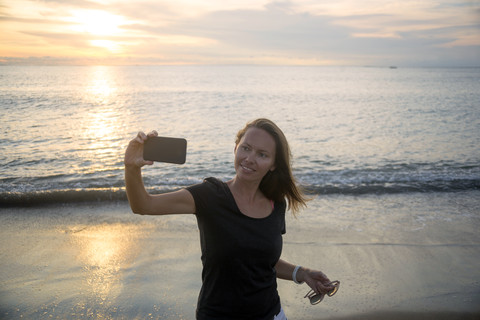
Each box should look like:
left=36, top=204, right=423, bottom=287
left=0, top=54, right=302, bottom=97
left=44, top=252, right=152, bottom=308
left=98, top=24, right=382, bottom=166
left=292, top=265, right=304, bottom=284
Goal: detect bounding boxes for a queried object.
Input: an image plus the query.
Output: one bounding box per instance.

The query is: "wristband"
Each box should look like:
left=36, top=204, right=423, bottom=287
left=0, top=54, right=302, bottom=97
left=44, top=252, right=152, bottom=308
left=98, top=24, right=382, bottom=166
left=293, top=265, right=304, bottom=284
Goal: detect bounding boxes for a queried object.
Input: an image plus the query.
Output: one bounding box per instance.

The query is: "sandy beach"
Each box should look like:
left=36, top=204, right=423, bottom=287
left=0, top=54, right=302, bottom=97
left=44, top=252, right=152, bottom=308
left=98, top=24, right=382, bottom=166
left=1, top=192, right=479, bottom=320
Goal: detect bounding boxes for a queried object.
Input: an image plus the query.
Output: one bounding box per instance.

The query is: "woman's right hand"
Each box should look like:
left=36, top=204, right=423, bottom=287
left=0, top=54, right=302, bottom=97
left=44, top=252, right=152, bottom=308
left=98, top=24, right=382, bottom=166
left=124, top=131, right=158, bottom=168
left=124, top=130, right=195, bottom=216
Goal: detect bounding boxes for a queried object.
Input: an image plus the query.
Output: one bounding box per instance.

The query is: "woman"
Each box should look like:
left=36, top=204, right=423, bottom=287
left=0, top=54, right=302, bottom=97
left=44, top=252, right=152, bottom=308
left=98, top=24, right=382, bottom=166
left=125, top=118, right=336, bottom=320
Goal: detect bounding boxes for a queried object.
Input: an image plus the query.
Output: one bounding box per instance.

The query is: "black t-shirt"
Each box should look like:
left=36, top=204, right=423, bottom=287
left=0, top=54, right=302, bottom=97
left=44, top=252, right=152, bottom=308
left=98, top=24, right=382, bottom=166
left=186, top=177, right=286, bottom=320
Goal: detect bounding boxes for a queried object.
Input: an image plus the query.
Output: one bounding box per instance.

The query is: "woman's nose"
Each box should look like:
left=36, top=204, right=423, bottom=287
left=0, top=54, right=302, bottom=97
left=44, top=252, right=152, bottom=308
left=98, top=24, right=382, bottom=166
left=245, top=152, right=255, bottom=163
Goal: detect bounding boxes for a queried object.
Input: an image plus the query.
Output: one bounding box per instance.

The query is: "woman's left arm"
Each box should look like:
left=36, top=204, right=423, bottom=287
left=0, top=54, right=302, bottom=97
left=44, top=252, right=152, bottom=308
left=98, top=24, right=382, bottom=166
left=275, top=259, right=335, bottom=294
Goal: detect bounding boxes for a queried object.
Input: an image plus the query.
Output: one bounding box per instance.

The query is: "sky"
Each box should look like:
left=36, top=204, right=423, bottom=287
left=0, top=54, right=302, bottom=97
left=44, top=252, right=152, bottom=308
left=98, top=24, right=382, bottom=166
left=1, top=0, right=479, bottom=66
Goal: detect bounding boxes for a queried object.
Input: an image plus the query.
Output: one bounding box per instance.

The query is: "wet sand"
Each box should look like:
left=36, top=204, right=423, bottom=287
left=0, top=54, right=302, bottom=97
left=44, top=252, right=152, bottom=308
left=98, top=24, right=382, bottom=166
left=1, top=192, right=479, bottom=319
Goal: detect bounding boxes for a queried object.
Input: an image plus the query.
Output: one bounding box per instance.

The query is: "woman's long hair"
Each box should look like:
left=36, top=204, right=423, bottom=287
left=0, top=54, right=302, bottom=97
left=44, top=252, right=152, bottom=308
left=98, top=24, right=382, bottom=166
left=235, top=118, right=308, bottom=215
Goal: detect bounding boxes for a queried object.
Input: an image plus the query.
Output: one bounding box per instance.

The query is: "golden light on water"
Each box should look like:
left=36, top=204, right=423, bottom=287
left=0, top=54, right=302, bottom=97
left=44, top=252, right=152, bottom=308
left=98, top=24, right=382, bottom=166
left=70, top=66, right=132, bottom=175
left=71, top=224, right=147, bottom=301
left=85, top=66, right=118, bottom=99
left=82, top=66, right=123, bottom=159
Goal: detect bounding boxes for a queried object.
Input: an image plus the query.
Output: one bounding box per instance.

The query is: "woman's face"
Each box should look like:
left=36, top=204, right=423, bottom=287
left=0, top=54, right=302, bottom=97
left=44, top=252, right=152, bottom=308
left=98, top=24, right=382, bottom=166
left=234, top=127, right=276, bottom=183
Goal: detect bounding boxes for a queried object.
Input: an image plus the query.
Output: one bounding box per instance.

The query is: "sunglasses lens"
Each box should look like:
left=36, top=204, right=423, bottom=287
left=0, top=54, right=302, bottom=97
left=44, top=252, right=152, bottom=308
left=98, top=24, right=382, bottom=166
left=327, top=281, right=340, bottom=297
left=310, top=294, right=324, bottom=305
left=304, top=281, right=340, bottom=305
left=327, top=286, right=338, bottom=296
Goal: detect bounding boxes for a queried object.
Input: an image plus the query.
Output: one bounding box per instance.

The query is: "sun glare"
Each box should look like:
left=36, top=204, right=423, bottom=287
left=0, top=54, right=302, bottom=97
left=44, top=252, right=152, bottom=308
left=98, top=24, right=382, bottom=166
left=68, top=10, right=126, bottom=36
left=63, top=9, right=133, bottom=52
left=90, top=39, right=121, bottom=52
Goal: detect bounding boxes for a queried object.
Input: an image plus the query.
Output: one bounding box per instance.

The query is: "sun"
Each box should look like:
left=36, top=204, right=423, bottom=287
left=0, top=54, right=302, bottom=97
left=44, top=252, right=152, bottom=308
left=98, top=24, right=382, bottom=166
left=65, top=9, right=130, bottom=52
left=68, top=10, right=126, bottom=36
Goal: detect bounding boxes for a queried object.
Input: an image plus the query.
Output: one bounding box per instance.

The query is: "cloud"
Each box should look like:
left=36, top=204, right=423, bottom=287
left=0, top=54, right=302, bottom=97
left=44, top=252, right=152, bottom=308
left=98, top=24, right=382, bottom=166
left=150, top=3, right=479, bottom=65
left=0, top=0, right=479, bottom=66
left=143, top=6, right=351, bottom=63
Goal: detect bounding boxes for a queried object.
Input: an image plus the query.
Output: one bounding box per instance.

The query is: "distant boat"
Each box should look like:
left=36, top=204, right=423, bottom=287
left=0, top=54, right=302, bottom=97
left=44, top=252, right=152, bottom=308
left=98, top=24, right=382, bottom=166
left=389, top=66, right=398, bottom=69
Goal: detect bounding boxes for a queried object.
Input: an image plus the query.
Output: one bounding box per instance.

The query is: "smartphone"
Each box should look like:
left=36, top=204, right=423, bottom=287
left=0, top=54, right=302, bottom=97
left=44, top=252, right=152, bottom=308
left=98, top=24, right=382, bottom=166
left=143, top=136, right=187, bottom=164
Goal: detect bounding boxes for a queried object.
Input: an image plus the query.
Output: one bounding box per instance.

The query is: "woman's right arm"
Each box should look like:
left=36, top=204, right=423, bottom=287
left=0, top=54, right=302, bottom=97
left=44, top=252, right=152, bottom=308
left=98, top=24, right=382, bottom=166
left=124, top=131, right=196, bottom=215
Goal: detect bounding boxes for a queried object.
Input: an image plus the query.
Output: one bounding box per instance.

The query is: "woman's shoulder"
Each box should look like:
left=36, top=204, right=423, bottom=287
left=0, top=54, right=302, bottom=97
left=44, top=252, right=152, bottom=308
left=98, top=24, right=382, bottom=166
left=187, top=177, right=226, bottom=194
left=201, top=177, right=229, bottom=192
left=204, top=177, right=224, bottom=186
left=186, top=177, right=232, bottom=214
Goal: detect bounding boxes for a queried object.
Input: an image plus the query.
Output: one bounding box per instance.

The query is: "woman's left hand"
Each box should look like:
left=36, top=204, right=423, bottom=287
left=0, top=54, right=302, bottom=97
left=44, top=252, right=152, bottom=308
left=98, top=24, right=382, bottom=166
left=297, top=267, right=335, bottom=295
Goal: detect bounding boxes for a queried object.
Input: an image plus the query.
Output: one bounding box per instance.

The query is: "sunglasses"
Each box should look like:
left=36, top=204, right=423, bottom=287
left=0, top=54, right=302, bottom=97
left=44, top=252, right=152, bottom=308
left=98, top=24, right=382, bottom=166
left=304, top=280, right=340, bottom=305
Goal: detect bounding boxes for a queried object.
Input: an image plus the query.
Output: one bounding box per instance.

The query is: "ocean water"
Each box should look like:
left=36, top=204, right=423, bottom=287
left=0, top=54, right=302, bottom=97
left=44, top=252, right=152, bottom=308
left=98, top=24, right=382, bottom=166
left=1, top=66, right=480, bottom=319
left=1, top=65, right=479, bottom=205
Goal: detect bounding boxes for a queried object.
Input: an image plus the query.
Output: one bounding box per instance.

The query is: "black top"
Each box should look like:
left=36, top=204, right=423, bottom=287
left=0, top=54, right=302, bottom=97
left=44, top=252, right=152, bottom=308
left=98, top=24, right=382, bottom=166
left=186, top=177, right=286, bottom=320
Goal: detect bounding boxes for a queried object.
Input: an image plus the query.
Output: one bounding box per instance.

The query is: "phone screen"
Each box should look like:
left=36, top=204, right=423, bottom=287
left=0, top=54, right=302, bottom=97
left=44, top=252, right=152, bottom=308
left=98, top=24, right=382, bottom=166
left=143, top=136, right=187, bottom=164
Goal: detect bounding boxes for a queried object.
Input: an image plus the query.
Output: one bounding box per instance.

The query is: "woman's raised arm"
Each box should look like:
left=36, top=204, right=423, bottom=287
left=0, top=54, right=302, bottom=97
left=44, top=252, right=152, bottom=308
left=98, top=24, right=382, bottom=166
left=124, top=131, right=195, bottom=215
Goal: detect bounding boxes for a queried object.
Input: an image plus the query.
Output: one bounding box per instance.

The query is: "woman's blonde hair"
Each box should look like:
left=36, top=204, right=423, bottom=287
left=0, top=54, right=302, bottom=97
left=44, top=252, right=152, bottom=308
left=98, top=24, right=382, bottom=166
left=235, top=118, right=308, bottom=215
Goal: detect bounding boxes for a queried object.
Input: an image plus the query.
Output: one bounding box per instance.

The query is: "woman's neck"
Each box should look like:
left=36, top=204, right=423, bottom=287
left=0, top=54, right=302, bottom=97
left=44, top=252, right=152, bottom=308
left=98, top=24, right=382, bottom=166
left=227, top=176, right=272, bottom=218
left=227, top=176, right=263, bottom=204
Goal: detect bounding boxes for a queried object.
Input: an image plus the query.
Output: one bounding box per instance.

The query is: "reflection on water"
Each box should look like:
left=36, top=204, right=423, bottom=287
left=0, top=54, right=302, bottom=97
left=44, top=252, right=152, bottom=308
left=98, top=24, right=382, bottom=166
left=85, top=66, right=118, bottom=102
left=71, top=224, right=145, bottom=302
left=82, top=66, right=121, bottom=142
left=78, top=66, right=130, bottom=173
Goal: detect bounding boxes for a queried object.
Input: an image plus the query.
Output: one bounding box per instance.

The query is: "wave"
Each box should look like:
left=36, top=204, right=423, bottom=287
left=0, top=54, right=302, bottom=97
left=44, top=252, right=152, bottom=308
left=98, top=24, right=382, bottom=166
left=302, top=179, right=480, bottom=195
left=1, top=178, right=479, bottom=207
left=297, top=163, right=480, bottom=195
left=1, top=161, right=479, bottom=206
left=0, top=188, right=128, bottom=207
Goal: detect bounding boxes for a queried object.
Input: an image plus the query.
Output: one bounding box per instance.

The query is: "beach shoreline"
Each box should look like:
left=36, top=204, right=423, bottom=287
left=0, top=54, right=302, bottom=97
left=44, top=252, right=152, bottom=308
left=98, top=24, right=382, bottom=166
left=1, top=192, right=479, bottom=319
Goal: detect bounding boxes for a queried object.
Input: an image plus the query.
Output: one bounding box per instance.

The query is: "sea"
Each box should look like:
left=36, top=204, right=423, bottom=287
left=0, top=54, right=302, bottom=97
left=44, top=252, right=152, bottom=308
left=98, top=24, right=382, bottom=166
left=1, top=66, right=480, bottom=319
left=1, top=65, right=479, bottom=206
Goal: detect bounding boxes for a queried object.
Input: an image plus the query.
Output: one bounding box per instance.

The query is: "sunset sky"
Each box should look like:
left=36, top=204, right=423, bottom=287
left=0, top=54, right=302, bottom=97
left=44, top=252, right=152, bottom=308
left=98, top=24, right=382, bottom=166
left=1, top=0, right=479, bottom=66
